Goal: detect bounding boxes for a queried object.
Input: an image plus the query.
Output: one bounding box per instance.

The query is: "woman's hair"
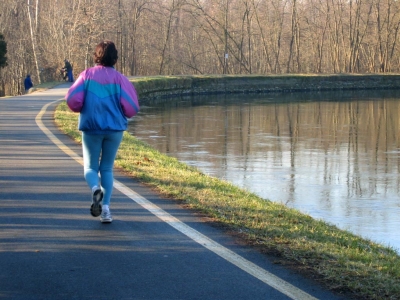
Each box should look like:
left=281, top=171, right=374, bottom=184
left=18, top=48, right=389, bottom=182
left=94, top=40, right=118, bottom=67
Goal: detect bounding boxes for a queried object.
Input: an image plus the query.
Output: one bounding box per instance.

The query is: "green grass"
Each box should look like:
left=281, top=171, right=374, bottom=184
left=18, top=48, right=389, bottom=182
left=28, top=81, right=63, bottom=94
left=55, top=100, right=400, bottom=300
left=35, top=81, right=62, bottom=89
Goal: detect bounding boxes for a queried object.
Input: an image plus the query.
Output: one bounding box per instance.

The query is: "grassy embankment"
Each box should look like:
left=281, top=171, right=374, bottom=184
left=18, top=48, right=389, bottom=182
left=28, top=81, right=62, bottom=93
left=54, top=75, right=400, bottom=300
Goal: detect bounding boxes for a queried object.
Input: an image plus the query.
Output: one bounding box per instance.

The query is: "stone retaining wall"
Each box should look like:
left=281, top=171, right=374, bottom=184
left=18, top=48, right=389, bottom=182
left=130, top=74, right=400, bottom=103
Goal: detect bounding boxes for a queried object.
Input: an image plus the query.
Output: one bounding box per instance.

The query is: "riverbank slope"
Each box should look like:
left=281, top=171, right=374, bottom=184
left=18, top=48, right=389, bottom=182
left=132, top=74, right=400, bottom=102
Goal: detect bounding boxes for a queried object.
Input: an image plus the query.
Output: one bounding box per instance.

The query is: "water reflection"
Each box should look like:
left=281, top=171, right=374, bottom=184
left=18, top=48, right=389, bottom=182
left=129, top=90, right=400, bottom=252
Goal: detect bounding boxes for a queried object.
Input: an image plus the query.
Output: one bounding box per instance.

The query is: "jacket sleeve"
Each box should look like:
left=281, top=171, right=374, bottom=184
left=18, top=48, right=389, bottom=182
left=65, top=73, right=85, bottom=112
left=120, top=76, right=140, bottom=118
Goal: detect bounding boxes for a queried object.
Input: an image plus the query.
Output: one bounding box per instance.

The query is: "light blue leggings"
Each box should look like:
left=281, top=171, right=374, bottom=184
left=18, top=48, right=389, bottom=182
left=82, top=131, right=124, bottom=206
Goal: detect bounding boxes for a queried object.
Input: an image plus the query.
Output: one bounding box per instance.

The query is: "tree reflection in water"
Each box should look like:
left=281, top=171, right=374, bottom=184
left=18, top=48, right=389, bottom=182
left=129, top=89, right=400, bottom=253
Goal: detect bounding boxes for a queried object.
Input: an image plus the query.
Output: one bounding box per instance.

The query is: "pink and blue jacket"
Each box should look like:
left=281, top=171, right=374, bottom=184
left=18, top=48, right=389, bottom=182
left=66, top=65, right=140, bottom=134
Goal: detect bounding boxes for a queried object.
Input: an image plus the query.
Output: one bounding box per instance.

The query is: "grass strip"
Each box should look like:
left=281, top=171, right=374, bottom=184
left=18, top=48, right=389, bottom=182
left=29, top=81, right=62, bottom=93
left=55, top=100, right=400, bottom=300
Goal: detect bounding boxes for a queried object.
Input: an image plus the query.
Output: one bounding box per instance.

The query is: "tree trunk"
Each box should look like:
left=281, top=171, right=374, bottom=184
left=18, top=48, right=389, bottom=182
left=27, top=0, right=41, bottom=84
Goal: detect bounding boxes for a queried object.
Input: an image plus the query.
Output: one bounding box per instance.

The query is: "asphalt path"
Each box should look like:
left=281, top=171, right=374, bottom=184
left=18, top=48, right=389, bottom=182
left=0, top=84, right=347, bottom=300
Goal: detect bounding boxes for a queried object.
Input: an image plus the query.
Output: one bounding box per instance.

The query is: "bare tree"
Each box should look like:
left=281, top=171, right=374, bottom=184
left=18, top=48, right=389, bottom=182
left=287, top=0, right=301, bottom=73
left=27, top=0, right=41, bottom=83
left=347, top=0, right=373, bottom=72
left=373, top=0, right=400, bottom=72
left=5, top=0, right=400, bottom=96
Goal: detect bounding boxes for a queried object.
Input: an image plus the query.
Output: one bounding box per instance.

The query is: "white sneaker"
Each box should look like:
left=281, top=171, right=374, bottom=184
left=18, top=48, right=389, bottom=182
left=100, top=207, right=113, bottom=223
left=90, top=186, right=103, bottom=217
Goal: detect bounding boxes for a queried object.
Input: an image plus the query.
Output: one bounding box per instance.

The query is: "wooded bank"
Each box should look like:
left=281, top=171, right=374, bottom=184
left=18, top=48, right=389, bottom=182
left=3, top=0, right=400, bottom=96
left=132, top=74, right=400, bottom=102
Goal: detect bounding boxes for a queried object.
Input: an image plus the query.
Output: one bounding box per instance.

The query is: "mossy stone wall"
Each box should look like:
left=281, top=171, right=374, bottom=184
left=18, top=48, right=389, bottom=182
left=130, top=74, right=400, bottom=103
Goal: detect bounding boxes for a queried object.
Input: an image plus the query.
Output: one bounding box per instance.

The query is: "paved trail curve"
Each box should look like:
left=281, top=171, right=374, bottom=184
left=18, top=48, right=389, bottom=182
left=0, top=84, right=345, bottom=300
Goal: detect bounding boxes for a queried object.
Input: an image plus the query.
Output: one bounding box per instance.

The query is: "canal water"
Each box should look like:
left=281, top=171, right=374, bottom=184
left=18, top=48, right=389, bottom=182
left=128, top=89, right=400, bottom=252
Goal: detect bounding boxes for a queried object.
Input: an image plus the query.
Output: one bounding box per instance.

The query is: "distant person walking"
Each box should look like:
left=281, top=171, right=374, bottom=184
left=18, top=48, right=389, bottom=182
left=23, top=74, right=33, bottom=93
left=63, top=59, right=74, bottom=82
left=65, top=40, right=140, bottom=223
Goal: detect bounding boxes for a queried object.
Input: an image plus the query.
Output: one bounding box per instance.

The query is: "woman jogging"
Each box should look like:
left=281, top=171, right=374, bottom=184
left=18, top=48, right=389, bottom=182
left=66, top=40, right=140, bottom=223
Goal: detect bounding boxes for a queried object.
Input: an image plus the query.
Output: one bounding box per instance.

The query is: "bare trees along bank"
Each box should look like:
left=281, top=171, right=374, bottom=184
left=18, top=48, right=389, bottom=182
left=2, top=0, right=400, bottom=96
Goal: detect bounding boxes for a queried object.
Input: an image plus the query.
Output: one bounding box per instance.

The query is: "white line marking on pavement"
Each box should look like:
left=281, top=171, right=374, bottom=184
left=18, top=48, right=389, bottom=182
left=36, top=100, right=318, bottom=300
